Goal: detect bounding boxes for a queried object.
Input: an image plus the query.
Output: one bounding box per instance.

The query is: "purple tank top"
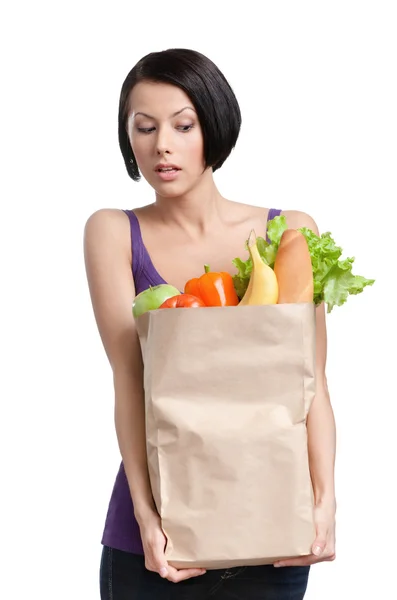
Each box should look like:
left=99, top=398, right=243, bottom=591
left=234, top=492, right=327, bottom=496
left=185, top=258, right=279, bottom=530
left=101, top=207, right=282, bottom=554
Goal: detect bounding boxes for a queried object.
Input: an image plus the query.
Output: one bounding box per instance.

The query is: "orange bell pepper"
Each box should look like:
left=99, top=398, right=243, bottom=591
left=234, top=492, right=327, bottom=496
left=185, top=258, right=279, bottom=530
left=184, top=264, right=239, bottom=307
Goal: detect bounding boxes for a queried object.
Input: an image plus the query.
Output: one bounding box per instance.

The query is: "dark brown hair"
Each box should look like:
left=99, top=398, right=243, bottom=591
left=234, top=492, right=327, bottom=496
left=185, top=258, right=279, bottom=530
left=118, top=48, right=242, bottom=181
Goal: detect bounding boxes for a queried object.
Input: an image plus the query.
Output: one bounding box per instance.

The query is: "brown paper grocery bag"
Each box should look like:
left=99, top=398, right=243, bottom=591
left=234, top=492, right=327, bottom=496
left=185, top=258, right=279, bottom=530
left=136, top=303, right=317, bottom=569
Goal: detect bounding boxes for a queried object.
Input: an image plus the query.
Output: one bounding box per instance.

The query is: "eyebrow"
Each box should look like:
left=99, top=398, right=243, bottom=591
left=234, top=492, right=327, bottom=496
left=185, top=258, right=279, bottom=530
left=133, top=106, right=196, bottom=120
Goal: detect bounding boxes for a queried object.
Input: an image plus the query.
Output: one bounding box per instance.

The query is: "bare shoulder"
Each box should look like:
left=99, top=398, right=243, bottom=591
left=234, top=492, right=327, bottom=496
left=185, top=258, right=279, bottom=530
left=84, top=207, right=130, bottom=238
left=84, top=208, right=132, bottom=260
left=281, top=209, right=320, bottom=235
left=83, top=208, right=139, bottom=369
left=228, top=201, right=320, bottom=237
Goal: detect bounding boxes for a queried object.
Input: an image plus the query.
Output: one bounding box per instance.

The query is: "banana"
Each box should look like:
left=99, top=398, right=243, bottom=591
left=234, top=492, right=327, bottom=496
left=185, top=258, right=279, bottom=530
left=238, top=230, right=279, bottom=305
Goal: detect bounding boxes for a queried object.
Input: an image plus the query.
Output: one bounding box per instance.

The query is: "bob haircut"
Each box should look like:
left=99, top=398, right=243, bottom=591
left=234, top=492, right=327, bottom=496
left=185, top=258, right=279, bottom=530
left=118, top=48, right=242, bottom=181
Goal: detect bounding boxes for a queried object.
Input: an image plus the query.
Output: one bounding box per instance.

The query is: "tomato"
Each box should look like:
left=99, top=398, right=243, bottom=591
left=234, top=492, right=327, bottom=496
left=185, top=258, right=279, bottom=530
left=159, top=294, right=206, bottom=309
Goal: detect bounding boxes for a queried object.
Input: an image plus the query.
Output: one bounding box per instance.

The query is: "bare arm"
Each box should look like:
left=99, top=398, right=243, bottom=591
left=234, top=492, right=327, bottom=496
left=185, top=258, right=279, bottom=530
left=83, top=209, right=155, bottom=521
left=286, top=211, right=336, bottom=508
left=307, top=301, right=337, bottom=509
left=83, top=208, right=205, bottom=581
left=274, top=210, right=336, bottom=567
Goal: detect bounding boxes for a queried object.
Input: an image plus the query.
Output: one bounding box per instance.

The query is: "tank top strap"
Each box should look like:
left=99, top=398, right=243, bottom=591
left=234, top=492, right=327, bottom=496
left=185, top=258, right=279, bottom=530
left=123, top=209, right=145, bottom=282
left=266, top=207, right=282, bottom=243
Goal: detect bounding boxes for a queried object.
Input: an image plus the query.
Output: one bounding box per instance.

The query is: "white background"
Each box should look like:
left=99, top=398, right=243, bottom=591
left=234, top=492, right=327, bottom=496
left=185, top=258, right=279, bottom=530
left=1, top=1, right=396, bottom=598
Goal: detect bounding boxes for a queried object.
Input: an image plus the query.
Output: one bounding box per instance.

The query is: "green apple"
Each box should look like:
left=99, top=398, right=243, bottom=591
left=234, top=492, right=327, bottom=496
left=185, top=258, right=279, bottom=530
left=132, top=284, right=181, bottom=318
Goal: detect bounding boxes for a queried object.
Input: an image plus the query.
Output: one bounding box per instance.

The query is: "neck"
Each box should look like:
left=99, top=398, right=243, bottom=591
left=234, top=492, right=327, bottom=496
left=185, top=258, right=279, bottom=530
left=153, top=170, right=227, bottom=236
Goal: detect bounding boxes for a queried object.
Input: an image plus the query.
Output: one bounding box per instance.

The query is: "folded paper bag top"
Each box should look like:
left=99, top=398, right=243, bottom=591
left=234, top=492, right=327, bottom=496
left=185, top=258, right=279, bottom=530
left=135, top=303, right=317, bottom=570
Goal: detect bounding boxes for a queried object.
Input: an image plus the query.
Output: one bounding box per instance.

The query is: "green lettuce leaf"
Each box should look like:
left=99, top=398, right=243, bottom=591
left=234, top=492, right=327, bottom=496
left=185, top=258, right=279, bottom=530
left=232, top=215, right=375, bottom=313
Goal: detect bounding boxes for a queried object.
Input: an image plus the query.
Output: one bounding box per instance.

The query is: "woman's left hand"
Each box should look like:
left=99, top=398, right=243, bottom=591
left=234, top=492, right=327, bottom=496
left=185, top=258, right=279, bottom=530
left=273, top=500, right=336, bottom=568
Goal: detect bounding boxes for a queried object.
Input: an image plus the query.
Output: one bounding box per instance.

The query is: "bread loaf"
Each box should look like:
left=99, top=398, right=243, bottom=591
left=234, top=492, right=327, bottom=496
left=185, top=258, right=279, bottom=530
left=274, top=229, right=314, bottom=303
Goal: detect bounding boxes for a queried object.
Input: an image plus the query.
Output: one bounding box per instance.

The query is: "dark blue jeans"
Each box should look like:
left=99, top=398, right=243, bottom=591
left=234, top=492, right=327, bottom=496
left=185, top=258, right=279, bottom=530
left=100, top=546, right=310, bottom=599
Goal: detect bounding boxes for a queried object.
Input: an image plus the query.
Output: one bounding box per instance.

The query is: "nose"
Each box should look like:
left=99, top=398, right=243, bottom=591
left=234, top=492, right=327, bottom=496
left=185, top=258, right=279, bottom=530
left=155, top=125, right=172, bottom=155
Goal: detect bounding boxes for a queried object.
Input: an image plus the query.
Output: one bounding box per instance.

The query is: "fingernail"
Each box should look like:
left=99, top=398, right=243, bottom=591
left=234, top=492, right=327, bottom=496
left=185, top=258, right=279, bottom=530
left=160, top=567, right=168, bottom=577
left=274, top=563, right=283, bottom=568
left=313, top=545, right=322, bottom=556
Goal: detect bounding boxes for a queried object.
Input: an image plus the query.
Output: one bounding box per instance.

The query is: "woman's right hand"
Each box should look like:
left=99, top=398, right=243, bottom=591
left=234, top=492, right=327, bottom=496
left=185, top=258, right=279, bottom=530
left=138, top=509, right=207, bottom=583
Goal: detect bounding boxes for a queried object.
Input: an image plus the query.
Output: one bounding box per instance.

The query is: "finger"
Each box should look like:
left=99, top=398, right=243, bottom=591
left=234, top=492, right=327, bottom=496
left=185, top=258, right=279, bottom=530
left=154, top=553, right=170, bottom=578
left=274, top=549, right=336, bottom=568
left=166, top=566, right=206, bottom=582
left=145, top=543, right=169, bottom=578
left=145, top=552, right=169, bottom=577
left=312, top=538, right=327, bottom=557
left=274, top=555, right=316, bottom=568
left=312, top=527, right=328, bottom=557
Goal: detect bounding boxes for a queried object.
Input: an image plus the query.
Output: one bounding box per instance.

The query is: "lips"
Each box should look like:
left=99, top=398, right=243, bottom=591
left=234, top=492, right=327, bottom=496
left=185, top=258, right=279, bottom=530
left=155, top=164, right=181, bottom=182
left=154, top=163, right=181, bottom=172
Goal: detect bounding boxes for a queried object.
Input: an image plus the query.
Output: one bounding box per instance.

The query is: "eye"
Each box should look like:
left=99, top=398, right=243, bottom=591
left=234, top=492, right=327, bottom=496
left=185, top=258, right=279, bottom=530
left=177, top=124, right=194, bottom=132
left=137, top=127, right=155, bottom=134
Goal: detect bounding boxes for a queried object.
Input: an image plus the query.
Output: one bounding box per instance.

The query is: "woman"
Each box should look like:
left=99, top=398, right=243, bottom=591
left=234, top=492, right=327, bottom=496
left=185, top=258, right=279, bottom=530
left=84, top=48, right=336, bottom=600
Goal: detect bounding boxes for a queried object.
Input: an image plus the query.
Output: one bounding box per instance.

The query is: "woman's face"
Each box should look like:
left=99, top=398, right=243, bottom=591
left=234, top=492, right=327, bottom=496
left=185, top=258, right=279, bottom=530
left=127, top=81, right=206, bottom=196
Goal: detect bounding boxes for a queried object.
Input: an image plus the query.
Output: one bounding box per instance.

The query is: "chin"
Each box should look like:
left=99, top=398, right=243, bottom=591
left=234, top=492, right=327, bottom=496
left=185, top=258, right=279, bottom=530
left=153, top=182, right=191, bottom=199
